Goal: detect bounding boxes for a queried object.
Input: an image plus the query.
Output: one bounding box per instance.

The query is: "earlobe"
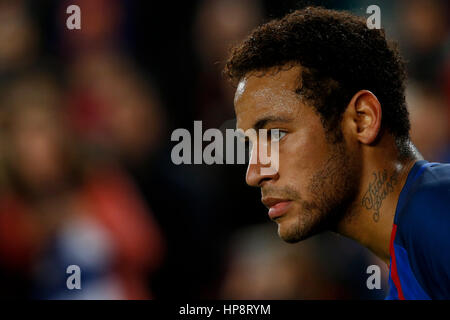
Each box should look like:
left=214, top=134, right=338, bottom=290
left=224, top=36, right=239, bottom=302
left=351, top=90, right=382, bottom=145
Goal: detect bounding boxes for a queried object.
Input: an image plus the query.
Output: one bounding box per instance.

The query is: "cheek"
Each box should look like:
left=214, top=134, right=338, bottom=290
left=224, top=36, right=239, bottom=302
left=278, top=126, right=330, bottom=189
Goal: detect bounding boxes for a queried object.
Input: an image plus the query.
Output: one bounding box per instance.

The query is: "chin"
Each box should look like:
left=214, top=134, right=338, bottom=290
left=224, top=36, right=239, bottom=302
left=276, top=213, right=318, bottom=243
left=276, top=216, right=303, bottom=243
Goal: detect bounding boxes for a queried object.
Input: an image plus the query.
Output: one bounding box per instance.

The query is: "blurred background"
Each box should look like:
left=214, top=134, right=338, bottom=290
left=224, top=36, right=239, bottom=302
left=0, top=0, right=448, bottom=299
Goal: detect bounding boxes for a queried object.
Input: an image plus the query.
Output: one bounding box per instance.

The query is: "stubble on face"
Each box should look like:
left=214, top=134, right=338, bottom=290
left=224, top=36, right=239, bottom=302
left=276, top=137, right=361, bottom=243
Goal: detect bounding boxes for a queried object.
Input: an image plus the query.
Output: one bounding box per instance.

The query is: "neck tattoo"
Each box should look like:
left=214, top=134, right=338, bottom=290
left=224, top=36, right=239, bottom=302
left=362, top=169, right=399, bottom=222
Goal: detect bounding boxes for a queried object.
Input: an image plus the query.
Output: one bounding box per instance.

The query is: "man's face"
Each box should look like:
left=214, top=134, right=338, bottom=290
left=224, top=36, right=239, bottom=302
left=235, top=65, right=360, bottom=243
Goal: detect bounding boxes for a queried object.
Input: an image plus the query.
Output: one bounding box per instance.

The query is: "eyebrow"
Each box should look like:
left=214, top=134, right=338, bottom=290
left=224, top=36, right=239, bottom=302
left=252, top=115, right=293, bottom=130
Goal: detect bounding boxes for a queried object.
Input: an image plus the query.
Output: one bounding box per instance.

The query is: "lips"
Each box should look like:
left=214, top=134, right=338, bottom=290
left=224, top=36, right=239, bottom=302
left=262, top=197, right=292, bottom=220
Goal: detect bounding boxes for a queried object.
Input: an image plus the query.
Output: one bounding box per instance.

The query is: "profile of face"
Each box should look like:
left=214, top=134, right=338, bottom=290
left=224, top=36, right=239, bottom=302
left=234, top=65, right=360, bottom=243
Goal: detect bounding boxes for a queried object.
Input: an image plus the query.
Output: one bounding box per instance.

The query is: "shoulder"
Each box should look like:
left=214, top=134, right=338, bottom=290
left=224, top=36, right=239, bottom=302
left=400, top=162, right=450, bottom=232
left=396, top=162, right=450, bottom=299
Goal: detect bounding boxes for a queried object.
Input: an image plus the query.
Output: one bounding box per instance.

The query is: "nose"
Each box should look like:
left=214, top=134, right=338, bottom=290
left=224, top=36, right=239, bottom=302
left=245, top=142, right=279, bottom=187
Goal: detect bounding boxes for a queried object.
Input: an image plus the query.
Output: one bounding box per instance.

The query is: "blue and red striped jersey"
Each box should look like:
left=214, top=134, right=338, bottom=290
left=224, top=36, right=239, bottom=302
left=386, top=160, right=450, bottom=300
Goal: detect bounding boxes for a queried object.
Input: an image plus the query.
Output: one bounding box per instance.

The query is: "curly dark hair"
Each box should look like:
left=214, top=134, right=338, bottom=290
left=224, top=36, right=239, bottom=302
left=224, top=6, right=411, bottom=156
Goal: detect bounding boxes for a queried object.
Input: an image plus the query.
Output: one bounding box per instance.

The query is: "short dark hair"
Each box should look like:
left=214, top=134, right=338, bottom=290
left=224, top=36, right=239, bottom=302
left=225, top=7, right=411, bottom=155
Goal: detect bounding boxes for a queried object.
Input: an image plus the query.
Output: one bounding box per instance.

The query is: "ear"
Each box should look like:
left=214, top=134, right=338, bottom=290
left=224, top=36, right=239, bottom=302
left=344, top=90, right=382, bottom=145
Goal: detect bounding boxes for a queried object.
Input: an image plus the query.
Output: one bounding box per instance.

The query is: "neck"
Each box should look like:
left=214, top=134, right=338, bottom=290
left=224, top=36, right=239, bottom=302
left=336, top=141, right=422, bottom=266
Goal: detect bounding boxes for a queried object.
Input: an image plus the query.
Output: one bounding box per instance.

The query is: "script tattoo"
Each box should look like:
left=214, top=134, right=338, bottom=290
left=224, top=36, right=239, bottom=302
left=362, top=169, right=398, bottom=222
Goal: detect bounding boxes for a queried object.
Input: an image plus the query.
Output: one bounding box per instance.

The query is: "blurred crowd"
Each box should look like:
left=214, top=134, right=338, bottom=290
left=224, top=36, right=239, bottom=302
left=0, top=0, right=448, bottom=299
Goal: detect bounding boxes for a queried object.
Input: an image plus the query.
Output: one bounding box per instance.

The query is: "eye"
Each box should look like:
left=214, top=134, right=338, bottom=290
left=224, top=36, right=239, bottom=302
left=269, top=129, right=287, bottom=142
